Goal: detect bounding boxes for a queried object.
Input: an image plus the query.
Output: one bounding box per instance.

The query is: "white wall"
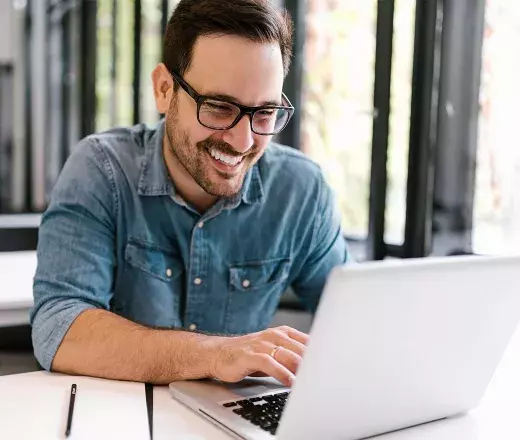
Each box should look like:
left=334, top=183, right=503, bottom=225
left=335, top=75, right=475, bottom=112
left=0, top=0, right=13, bottom=63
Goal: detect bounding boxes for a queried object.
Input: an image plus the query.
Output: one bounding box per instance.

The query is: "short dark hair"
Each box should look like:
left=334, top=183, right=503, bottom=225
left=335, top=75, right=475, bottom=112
left=163, top=0, right=293, bottom=84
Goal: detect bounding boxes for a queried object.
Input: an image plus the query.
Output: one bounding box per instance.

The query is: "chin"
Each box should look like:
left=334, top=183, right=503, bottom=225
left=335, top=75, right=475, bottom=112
left=202, top=176, right=244, bottom=198
left=205, top=184, right=242, bottom=198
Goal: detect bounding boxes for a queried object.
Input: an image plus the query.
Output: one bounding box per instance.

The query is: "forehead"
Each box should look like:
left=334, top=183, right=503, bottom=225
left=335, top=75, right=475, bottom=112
left=185, top=34, right=284, bottom=106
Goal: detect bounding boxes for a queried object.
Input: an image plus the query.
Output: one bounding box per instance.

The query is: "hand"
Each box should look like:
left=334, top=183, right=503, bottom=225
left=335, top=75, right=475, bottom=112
left=208, top=326, right=310, bottom=387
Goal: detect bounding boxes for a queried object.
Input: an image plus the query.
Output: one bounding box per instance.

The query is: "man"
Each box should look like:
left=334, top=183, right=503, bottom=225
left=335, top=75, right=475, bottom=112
left=31, top=0, right=348, bottom=387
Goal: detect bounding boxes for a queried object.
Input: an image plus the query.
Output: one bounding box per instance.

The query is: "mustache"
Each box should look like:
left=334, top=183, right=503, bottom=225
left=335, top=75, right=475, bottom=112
left=197, top=138, right=256, bottom=157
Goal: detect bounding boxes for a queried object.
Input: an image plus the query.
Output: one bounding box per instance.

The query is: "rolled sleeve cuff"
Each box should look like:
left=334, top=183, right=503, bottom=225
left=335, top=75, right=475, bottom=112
left=31, top=299, right=97, bottom=371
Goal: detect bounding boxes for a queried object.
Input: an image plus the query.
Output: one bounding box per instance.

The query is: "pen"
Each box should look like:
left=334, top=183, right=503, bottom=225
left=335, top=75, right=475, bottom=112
left=65, top=384, right=77, bottom=437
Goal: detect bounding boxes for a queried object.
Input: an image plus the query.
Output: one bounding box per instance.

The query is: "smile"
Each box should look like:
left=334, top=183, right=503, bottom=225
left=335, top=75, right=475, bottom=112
left=208, top=147, right=244, bottom=167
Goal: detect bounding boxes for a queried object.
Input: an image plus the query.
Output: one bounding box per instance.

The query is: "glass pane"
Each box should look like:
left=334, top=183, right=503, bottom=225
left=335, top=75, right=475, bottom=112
left=473, top=1, right=520, bottom=254
left=95, top=0, right=113, bottom=132
left=116, top=0, right=135, bottom=127
left=140, top=0, right=163, bottom=126
left=302, top=1, right=377, bottom=238
left=385, top=0, right=415, bottom=245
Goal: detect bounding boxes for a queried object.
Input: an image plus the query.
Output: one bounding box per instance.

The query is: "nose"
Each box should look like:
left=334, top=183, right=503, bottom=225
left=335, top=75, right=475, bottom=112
left=222, top=114, right=255, bottom=154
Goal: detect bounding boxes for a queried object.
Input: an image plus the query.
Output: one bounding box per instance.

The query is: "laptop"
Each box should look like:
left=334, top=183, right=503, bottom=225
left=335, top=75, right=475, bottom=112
left=169, top=255, right=520, bottom=439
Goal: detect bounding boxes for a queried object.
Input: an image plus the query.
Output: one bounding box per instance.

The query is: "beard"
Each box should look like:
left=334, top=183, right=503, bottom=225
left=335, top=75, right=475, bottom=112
left=164, top=112, right=261, bottom=198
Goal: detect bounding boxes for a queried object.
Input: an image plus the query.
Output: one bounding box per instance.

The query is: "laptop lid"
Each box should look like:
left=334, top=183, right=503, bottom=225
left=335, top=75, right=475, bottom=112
left=277, top=255, right=520, bottom=440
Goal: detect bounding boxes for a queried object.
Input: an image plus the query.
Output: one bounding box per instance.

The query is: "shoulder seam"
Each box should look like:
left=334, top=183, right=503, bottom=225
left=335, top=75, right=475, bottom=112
left=89, top=139, right=120, bottom=221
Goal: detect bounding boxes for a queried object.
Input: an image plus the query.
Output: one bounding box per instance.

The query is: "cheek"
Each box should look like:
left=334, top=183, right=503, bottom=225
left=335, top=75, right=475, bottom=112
left=180, top=116, right=214, bottom=145
left=254, top=135, right=272, bottom=152
left=175, top=98, right=214, bottom=144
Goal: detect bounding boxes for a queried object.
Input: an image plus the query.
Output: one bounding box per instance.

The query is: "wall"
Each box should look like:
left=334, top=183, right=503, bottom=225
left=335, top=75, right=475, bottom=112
left=0, top=0, right=13, bottom=63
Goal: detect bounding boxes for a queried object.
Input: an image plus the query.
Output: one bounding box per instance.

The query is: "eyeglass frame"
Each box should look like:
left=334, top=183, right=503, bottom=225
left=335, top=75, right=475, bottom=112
left=169, top=70, right=295, bottom=136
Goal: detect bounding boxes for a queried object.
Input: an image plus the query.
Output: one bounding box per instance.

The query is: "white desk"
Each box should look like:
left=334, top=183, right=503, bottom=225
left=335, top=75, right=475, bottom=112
left=1, top=325, right=520, bottom=439
left=0, top=251, right=36, bottom=327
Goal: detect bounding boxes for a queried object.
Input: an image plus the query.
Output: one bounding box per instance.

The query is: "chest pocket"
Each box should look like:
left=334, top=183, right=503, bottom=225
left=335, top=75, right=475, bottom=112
left=117, top=239, right=184, bottom=328
left=226, top=257, right=291, bottom=333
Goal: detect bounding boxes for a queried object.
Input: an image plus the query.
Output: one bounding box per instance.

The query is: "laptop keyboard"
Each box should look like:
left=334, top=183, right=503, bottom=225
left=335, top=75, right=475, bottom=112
left=222, top=391, right=289, bottom=436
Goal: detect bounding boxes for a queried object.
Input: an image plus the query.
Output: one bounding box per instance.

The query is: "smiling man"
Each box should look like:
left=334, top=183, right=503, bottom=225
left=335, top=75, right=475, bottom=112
left=31, top=0, right=349, bottom=386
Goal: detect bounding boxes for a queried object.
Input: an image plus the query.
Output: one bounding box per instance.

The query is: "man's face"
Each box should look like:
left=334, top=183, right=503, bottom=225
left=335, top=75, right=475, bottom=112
left=164, top=35, right=284, bottom=197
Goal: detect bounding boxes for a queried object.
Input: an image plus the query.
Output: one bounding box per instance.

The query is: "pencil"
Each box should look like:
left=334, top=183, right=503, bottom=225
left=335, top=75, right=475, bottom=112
left=65, top=384, right=77, bottom=437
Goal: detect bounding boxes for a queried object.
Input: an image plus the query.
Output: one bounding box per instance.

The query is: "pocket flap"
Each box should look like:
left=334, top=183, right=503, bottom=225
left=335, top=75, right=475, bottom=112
left=124, top=240, right=183, bottom=282
left=229, top=258, right=291, bottom=291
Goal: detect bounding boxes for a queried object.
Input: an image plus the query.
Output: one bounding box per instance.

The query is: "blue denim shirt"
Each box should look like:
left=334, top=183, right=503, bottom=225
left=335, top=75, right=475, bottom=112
left=31, top=119, right=349, bottom=370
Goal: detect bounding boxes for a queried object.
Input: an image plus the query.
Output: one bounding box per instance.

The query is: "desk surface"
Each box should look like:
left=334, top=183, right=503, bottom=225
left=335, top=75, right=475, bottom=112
left=1, top=325, right=520, bottom=440
left=0, top=251, right=36, bottom=327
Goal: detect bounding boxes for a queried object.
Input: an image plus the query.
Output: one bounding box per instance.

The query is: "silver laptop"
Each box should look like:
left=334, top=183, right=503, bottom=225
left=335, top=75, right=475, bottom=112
left=169, top=255, right=520, bottom=439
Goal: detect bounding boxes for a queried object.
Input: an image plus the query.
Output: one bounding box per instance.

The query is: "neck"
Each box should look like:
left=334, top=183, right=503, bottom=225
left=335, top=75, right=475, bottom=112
left=162, top=138, right=218, bottom=214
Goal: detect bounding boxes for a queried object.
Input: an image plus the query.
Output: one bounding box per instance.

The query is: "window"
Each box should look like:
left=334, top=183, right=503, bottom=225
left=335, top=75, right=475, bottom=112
left=386, top=0, right=415, bottom=245
left=95, top=0, right=135, bottom=130
left=302, top=0, right=377, bottom=238
left=302, top=0, right=415, bottom=244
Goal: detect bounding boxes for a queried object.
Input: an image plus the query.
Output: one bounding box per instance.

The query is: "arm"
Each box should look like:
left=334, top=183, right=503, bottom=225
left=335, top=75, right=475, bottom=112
left=53, top=309, right=308, bottom=385
left=291, top=175, right=350, bottom=312
left=52, top=309, right=214, bottom=384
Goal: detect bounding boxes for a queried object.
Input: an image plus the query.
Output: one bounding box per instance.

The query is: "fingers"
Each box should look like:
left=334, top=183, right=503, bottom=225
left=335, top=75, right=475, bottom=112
left=285, top=327, right=310, bottom=346
left=272, top=346, right=302, bottom=375
left=249, top=353, right=295, bottom=387
left=267, top=328, right=307, bottom=357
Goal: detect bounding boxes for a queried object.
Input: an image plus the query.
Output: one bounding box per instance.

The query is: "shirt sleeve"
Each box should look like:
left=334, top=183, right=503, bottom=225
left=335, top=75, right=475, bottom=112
left=30, top=139, right=118, bottom=370
left=291, top=175, right=350, bottom=313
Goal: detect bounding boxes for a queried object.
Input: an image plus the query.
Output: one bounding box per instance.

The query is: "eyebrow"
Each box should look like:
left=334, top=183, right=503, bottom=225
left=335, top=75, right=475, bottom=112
left=205, top=93, right=282, bottom=107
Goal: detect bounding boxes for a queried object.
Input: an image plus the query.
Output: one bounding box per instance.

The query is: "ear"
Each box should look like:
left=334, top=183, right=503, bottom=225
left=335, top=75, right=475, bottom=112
left=152, top=63, right=175, bottom=114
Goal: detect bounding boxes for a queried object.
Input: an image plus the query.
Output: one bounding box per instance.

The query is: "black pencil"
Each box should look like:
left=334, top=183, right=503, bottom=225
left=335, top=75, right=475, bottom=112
left=65, top=384, right=77, bottom=437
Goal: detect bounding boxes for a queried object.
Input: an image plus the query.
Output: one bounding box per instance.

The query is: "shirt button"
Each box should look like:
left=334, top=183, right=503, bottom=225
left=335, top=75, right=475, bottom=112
left=165, top=268, right=172, bottom=278
left=194, top=277, right=202, bottom=285
left=197, top=221, right=204, bottom=229
left=188, top=323, right=197, bottom=331
left=242, top=279, right=251, bottom=288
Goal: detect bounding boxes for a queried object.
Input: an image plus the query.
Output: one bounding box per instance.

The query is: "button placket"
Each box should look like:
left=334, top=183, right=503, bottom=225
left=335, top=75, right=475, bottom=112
left=185, top=216, right=210, bottom=328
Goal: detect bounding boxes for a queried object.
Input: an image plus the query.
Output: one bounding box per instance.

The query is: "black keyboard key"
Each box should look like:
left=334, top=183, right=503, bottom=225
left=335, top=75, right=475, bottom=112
left=223, top=402, right=237, bottom=408
left=249, top=397, right=262, bottom=402
left=260, top=420, right=273, bottom=430
left=237, top=399, right=255, bottom=407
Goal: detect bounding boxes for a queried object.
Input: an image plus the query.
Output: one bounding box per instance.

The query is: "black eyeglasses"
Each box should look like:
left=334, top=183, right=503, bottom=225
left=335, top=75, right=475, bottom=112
left=169, top=70, right=294, bottom=136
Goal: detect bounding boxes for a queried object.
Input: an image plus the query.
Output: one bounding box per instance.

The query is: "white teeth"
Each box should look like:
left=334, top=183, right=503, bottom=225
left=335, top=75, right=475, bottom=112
left=209, top=148, right=243, bottom=166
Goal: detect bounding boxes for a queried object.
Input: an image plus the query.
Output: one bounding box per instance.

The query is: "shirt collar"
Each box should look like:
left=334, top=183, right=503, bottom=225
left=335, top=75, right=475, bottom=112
left=137, top=118, right=264, bottom=205
left=240, top=163, right=264, bottom=205
left=137, top=119, right=174, bottom=197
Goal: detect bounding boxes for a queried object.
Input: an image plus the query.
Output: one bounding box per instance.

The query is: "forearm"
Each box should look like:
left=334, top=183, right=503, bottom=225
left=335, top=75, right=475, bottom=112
left=52, top=309, right=218, bottom=384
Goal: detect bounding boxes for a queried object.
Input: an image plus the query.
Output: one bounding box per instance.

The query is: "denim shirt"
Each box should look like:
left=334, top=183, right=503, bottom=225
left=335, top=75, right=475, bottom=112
left=31, top=119, right=349, bottom=370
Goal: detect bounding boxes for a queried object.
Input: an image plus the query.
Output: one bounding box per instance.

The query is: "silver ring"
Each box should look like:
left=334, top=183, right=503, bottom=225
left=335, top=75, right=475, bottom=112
left=270, top=346, right=281, bottom=359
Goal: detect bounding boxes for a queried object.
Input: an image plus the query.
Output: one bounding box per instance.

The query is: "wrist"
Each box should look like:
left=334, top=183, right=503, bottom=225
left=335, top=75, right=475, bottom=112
left=201, top=334, right=226, bottom=379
